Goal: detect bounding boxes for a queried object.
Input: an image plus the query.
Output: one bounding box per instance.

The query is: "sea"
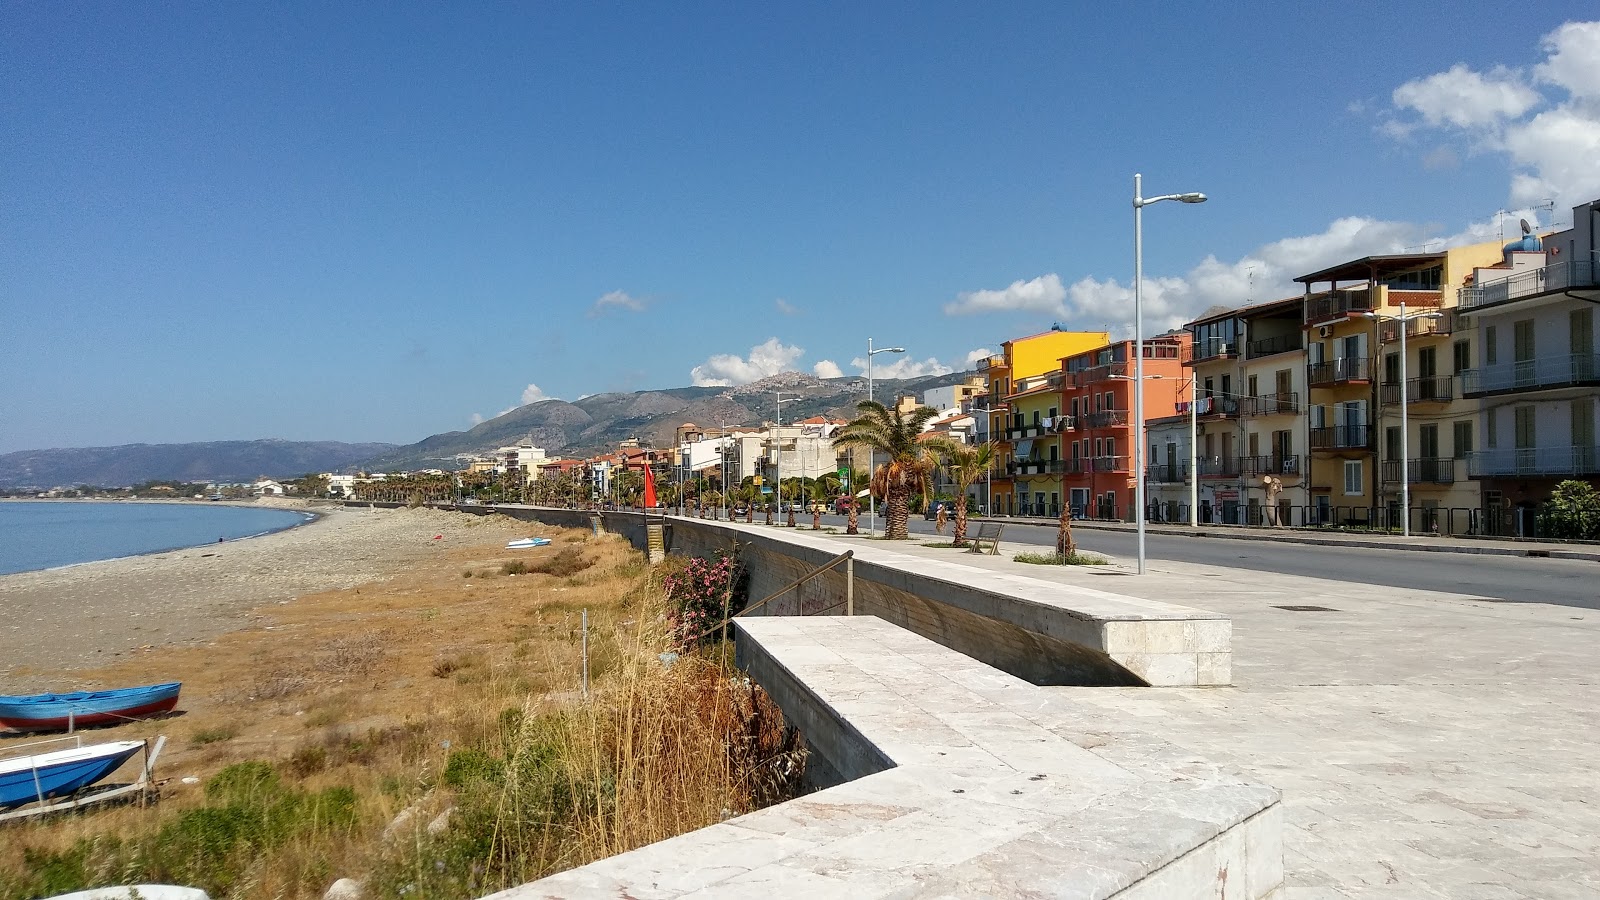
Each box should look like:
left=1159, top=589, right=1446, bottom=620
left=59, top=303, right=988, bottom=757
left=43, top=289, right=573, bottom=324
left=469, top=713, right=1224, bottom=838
left=0, top=501, right=315, bottom=576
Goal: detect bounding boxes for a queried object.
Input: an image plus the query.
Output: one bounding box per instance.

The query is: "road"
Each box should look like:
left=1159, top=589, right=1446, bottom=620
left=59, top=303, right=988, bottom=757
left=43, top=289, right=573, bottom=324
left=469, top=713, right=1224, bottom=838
left=800, top=513, right=1599, bottom=610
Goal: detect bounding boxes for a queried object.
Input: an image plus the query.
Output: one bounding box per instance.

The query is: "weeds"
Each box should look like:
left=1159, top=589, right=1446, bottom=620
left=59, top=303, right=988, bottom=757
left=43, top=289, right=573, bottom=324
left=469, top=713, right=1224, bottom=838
left=192, top=726, right=237, bottom=745
left=1013, top=550, right=1108, bottom=566
left=530, top=548, right=593, bottom=577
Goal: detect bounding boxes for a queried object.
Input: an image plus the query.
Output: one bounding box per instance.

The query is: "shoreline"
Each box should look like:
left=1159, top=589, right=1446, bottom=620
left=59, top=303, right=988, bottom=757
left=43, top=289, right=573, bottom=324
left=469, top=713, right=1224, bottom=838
left=0, top=504, right=528, bottom=692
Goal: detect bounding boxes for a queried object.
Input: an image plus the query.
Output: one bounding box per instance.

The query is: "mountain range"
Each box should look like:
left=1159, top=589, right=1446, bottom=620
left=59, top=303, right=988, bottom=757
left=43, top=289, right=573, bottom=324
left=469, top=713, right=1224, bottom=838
left=0, top=371, right=974, bottom=489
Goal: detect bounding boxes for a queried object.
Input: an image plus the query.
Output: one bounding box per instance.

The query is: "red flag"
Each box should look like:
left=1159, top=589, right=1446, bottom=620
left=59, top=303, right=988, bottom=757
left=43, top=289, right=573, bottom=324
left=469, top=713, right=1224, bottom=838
left=642, top=465, right=657, bottom=508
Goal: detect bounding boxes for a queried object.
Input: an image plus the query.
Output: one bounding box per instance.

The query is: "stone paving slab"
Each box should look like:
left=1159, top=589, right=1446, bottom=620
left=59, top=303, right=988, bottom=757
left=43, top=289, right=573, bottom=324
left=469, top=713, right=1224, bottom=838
left=495, top=615, right=1281, bottom=899
left=873, top=539, right=1600, bottom=899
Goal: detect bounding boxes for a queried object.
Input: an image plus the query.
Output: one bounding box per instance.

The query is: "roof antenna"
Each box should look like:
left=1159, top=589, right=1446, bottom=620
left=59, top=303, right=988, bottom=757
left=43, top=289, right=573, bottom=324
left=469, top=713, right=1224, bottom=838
left=1246, top=265, right=1257, bottom=304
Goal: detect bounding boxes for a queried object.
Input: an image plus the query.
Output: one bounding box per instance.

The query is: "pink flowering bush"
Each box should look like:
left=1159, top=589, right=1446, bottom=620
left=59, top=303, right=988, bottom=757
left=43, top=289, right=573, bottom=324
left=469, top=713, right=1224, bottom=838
left=662, top=552, right=747, bottom=651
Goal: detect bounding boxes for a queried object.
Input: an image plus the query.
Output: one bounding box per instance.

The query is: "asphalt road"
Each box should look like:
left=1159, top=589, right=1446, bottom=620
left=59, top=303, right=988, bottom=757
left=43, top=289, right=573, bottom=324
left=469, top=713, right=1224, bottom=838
left=806, top=513, right=1599, bottom=610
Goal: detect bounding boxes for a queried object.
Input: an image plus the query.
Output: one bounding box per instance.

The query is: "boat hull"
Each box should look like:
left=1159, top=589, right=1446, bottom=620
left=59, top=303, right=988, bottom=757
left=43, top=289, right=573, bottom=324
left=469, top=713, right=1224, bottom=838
left=0, top=741, right=144, bottom=809
left=0, top=682, right=181, bottom=732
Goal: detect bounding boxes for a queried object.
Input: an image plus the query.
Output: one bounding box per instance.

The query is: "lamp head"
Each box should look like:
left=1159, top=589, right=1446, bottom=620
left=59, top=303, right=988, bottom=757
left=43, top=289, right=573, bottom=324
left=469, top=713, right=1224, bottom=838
left=1177, top=192, right=1207, bottom=204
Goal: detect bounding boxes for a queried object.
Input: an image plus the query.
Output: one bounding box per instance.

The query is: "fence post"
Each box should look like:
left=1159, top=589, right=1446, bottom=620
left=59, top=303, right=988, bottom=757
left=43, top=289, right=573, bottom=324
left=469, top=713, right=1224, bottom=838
left=846, top=557, right=854, bottom=616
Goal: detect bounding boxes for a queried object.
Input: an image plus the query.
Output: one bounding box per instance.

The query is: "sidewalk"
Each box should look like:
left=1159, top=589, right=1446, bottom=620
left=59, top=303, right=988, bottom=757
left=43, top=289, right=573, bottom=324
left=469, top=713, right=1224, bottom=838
left=841, top=537, right=1600, bottom=898
left=966, top=514, right=1600, bottom=562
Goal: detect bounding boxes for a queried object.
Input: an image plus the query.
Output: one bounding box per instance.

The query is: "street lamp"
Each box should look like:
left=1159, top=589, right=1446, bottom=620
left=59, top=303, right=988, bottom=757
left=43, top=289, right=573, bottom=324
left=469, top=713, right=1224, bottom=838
left=1133, top=173, right=1206, bottom=575
left=1363, top=302, right=1442, bottom=537
left=774, top=394, right=802, bottom=523
left=866, top=338, right=905, bottom=536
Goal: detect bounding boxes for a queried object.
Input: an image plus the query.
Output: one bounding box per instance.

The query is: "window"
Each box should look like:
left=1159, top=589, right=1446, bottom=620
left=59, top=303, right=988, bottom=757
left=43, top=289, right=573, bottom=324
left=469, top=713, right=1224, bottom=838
left=1343, top=460, right=1363, bottom=495
left=1453, top=339, right=1471, bottom=374
left=1514, top=406, right=1535, bottom=450
left=1070, top=397, right=1080, bottom=418
left=1384, top=352, right=1401, bottom=385
left=1486, top=408, right=1498, bottom=448
left=1453, top=421, right=1473, bottom=459
left=1385, top=426, right=1402, bottom=459
left=1048, top=406, right=1057, bottom=419
left=1513, top=320, right=1535, bottom=363
left=1103, top=391, right=1115, bottom=410
left=1247, top=374, right=1259, bottom=398
left=1106, top=438, right=1116, bottom=458
left=1485, top=326, right=1497, bottom=365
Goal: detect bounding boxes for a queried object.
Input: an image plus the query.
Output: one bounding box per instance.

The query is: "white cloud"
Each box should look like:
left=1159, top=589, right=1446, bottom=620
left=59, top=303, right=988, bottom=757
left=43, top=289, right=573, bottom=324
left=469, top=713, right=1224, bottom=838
left=848, top=355, right=954, bottom=380
left=588, top=290, right=646, bottom=316
left=963, top=348, right=993, bottom=367
left=520, top=383, right=554, bottom=404
left=1391, top=63, right=1541, bottom=128
left=690, top=338, right=805, bottom=387
left=1382, top=21, right=1600, bottom=210
left=469, top=413, right=485, bottom=426
left=813, top=359, right=844, bottom=379
left=775, top=298, right=799, bottom=315
left=944, top=274, right=1068, bottom=316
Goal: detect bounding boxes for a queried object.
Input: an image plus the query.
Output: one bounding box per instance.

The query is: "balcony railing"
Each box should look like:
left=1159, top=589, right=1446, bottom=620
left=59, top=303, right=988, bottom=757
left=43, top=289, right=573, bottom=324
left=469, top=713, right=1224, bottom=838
left=1242, top=392, right=1299, bottom=416
left=1070, top=361, right=1129, bottom=386
left=1461, top=352, right=1600, bottom=396
left=1306, top=287, right=1375, bottom=324
left=1381, top=458, right=1456, bottom=484
left=1182, top=338, right=1237, bottom=365
left=1380, top=375, right=1456, bottom=405
left=1310, top=425, right=1372, bottom=450
left=1083, top=410, right=1130, bottom=428
left=1144, top=462, right=1189, bottom=483
left=1466, top=445, right=1600, bottom=478
left=1246, top=333, right=1303, bottom=359
left=1238, top=455, right=1302, bottom=477
left=1089, top=455, right=1130, bottom=473
left=1307, top=357, right=1371, bottom=386
left=1459, top=260, right=1598, bottom=311
left=1012, top=459, right=1066, bottom=476
left=1379, top=309, right=1456, bottom=343
left=1195, top=455, right=1241, bottom=477
left=1195, top=396, right=1239, bottom=418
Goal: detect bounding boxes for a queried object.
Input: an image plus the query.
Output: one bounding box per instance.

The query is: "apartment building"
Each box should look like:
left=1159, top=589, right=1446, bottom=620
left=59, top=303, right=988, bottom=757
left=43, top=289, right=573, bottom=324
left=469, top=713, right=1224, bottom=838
left=1294, top=241, right=1501, bottom=528
left=982, top=328, right=1108, bottom=516
left=1461, top=198, right=1600, bottom=532
left=1143, top=413, right=1191, bottom=522
left=1059, top=335, right=1188, bottom=519
left=922, top=375, right=987, bottom=412
left=1005, top=370, right=1068, bottom=516
left=1184, top=298, right=1305, bottom=524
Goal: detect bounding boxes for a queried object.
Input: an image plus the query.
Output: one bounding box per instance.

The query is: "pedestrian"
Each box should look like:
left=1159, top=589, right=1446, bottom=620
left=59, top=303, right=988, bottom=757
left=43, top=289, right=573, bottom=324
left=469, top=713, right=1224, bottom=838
left=935, top=503, right=948, bottom=536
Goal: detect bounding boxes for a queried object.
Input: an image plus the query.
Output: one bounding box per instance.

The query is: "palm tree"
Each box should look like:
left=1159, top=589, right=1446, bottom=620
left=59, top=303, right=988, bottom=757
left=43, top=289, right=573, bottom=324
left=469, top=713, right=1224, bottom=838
left=831, top=400, right=941, bottom=540
left=924, top=440, right=996, bottom=547
left=807, top=478, right=832, bottom=530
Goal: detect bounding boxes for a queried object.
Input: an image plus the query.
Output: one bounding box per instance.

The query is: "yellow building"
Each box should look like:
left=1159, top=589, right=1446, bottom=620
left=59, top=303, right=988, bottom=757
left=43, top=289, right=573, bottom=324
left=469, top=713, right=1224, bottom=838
left=983, top=328, right=1108, bottom=515
left=1294, top=241, right=1502, bottom=530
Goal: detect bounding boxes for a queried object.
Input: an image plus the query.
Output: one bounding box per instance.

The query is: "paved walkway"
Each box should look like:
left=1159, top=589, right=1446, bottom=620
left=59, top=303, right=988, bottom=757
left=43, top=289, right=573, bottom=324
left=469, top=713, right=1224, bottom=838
left=838, top=536, right=1600, bottom=899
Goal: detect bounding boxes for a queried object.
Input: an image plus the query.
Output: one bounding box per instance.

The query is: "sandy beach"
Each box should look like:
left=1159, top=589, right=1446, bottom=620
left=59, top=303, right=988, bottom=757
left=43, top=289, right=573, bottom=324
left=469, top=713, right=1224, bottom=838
left=0, top=501, right=530, bottom=691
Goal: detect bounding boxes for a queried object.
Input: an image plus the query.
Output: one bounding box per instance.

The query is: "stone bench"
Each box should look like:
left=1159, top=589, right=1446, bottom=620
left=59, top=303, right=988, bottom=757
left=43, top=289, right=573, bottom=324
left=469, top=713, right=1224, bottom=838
left=497, top=615, right=1281, bottom=899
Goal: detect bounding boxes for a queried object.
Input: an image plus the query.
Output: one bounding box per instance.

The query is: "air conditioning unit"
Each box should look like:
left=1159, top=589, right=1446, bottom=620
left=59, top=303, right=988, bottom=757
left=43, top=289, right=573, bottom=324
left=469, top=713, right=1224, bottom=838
left=1318, top=325, right=1334, bottom=338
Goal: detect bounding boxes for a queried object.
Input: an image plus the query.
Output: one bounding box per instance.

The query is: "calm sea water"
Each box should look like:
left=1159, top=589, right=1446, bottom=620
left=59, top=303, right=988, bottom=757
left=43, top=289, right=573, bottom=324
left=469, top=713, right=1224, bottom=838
left=0, top=501, right=314, bottom=576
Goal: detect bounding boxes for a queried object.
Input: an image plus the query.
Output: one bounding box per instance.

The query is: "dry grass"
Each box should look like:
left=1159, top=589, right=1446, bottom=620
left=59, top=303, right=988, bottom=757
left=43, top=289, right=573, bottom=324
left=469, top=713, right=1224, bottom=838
left=0, top=530, right=802, bottom=900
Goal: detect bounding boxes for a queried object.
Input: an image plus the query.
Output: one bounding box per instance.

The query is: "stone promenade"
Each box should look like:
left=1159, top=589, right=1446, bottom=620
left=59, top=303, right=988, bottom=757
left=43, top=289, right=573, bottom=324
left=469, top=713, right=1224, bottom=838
left=874, top=536, right=1599, bottom=899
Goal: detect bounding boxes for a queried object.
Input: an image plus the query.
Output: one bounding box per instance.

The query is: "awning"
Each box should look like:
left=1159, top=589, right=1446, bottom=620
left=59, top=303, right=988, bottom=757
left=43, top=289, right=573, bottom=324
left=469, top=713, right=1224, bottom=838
left=1015, top=439, right=1034, bottom=457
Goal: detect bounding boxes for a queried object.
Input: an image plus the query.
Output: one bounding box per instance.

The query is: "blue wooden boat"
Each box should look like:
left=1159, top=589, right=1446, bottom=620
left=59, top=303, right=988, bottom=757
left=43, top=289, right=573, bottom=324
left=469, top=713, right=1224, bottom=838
left=0, top=739, right=144, bottom=810
left=0, top=682, right=181, bottom=732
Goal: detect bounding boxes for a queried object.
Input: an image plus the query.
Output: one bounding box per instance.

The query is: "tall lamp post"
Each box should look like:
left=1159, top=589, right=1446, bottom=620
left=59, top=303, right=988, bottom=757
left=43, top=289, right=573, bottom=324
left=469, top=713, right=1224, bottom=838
left=1133, top=173, right=1206, bottom=575
left=774, top=394, right=801, bottom=523
left=1363, top=302, right=1441, bottom=537
left=866, top=338, right=906, bottom=536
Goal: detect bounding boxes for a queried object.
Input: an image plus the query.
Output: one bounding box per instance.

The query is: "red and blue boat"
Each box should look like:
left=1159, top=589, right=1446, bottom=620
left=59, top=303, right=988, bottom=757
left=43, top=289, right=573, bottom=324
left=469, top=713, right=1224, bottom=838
left=0, top=739, right=145, bottom=810
left=0, top=682, right=181, bottom=732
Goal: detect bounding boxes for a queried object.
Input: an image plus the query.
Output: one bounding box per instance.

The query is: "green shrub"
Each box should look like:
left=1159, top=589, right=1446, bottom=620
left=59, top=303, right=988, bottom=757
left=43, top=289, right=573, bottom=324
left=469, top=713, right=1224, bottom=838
left=531, top=547, right=593, bottom=577
left=1013, top=551, right=1108, bottom=566
left=1544, top=480, right=1600, bottom=539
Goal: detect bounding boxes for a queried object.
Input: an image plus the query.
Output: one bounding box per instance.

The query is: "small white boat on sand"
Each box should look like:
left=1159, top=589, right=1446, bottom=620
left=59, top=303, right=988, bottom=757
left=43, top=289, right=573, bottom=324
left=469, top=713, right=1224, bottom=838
left=45, top=887, right=209, bottom=900
left=506, top=537, right=551, bottom=549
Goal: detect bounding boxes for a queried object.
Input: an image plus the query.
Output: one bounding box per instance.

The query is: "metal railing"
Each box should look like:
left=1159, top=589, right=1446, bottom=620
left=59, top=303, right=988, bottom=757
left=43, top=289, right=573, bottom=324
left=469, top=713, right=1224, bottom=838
left=1238, top=455, right=1301, bottom=477
left=1083, top=410, right=1130, bottom=428
left=1195, top=455, right=1240, bottom=477
left=1246, top=333, right=1303, bottom=358
left=1381, top=458, right=1456, bottom=484
left=1306, top=287, right=1375, bottom=323
left=1183, top=338, right=1237, bottom=364
left=1145, top=462, right=1189, bottom=483
left=1194, top=395, right=1239, bottom=418
left=1310, top=425, right=1372, bottom=450
left=1012, top=459, right=1066, bottom=475
left=1308, top=357, right=1371, bottom=386
left=1089, top=455, right=1130, bottom=472
left=1459, top=260, right=1597, bottom=311
left=1467, top=445, right=1600, bottom=477
left=1071, top=362, right=1129, bottom=386
left=1461, top=352, right=1600, bottom=395
left=1379, top=309, right=1455, bottom=343
left=1379, top=374, right=1455, bottom=405
left=1242, top=392, right=1299, bottom=416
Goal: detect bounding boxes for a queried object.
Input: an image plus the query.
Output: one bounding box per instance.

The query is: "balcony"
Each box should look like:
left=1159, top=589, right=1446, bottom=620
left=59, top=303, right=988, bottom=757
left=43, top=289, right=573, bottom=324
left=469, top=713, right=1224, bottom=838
left=1459, top=260, right=1598, bottom=312
left=1071, top=362, right=1129, bottom=386
left=1241, top=392, right=1299, bottom=416
left=1195, top=455, right=1241, bottom=477
left=1088, top=455, right=1130, bottom=473
left=1305, top=287, right=1375, bottom=324
left=1083, top=410, right=1130, bottom=428
left=1245, top=333, right=1303, bottom=359
left=1144, top=462, right=1189, bottom=483
left=1380, top=375, right=1455, bottom=405
left=1002, top=424, right=1046, bottom=440
left=1182, top=338, right=1237, bottom=366
left=1379, top=309, right=1456, bottom=343
left=1310, top=425, right=1372, bottom=450
left=1012, top=459, right=1066, bottom=476
left=1194, top=395, right=1239, bottom=419
left=1468, top=445, right=1600, bottom=478
left=1381, top=458, right=1456, bottom=485
left=1238, top=455, right=1302, bottom=477
left=1307, top=357, right=1372, bottom=387
left=1461, top=352, right=1600, bottom=397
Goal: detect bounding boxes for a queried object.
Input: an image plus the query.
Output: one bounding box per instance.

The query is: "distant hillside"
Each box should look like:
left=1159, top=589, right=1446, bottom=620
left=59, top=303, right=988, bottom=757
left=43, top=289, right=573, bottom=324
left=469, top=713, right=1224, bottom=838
left=364, top=370, right=976, bottom=471
left=0, top=440, right=398, bottom=490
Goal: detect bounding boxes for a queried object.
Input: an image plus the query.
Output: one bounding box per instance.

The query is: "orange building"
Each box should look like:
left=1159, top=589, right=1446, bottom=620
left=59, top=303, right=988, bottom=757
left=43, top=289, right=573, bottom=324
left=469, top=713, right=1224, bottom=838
left=1056, top=334, right=1190, bottom=519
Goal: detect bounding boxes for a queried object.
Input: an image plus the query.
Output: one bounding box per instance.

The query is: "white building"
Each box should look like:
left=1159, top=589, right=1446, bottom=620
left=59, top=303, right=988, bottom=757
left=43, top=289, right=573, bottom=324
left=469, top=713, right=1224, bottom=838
left=1144, top=414, right=1192, bottom=523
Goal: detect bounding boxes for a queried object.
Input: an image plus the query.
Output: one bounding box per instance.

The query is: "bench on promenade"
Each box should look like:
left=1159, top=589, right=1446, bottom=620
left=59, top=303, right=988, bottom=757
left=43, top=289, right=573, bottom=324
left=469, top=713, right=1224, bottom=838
left=968, top=521, right=1004, bottom=554
left=500, top=616, right=1281, bottom=899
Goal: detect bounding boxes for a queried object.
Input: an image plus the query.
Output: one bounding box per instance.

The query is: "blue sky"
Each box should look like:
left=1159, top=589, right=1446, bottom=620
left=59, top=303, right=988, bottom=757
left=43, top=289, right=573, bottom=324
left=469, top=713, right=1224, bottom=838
left=4, top=3, right=1598, bottom=452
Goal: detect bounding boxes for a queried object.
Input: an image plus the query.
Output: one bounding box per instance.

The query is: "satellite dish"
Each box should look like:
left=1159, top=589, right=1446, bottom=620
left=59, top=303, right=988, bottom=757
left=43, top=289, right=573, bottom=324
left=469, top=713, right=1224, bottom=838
left=1520, top=218, right=1532, bottom=235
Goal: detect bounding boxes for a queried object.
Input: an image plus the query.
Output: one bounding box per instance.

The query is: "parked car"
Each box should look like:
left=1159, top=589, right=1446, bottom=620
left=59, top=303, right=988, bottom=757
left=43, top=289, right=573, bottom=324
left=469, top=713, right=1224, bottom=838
left=834, top=496, right=855, bottom=514
left=732, top=502, right=750, bottom=516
